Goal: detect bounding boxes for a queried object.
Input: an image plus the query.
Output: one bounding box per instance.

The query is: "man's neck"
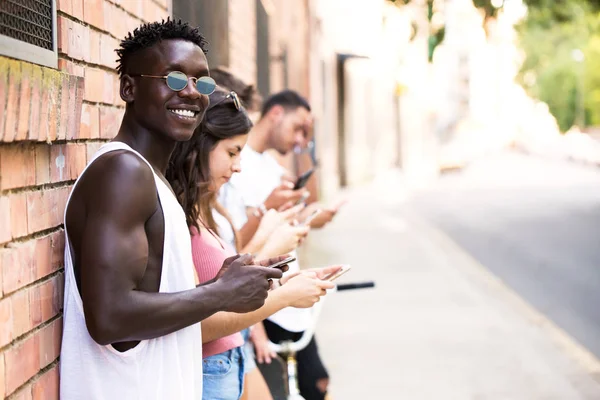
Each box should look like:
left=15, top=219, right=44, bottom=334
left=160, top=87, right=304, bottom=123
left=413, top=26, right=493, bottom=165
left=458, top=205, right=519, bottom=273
left=113, top=114, right=175, bottom=175
left=246, top=119, right=271, bottom=154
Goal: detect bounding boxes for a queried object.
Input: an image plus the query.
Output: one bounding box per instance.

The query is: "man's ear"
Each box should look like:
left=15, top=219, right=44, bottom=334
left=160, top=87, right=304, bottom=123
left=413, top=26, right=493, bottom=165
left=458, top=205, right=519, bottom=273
left=267, top=104, right=285, bottom=122
left=120, top=75, right=135, bottom=103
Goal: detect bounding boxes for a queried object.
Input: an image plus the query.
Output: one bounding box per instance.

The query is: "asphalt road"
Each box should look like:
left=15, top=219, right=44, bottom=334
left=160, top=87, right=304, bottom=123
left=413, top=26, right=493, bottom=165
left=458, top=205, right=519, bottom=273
left=409, top=151, right=600, bottom=358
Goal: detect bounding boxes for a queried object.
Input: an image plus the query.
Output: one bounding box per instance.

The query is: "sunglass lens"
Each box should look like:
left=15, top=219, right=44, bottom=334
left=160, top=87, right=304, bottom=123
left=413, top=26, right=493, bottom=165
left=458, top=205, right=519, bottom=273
left=166, top=71, right=188, bottom=91
left=196, top=77, right=216, bottom=95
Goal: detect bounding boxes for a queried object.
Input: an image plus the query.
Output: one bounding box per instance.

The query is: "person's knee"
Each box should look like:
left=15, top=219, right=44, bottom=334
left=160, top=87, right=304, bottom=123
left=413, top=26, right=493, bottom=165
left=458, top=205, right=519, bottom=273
left=316, top=377, right=329, bottom=394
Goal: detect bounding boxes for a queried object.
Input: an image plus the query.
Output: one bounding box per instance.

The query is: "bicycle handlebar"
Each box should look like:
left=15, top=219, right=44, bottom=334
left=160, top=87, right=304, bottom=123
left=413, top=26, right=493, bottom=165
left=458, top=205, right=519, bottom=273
left=268, top=281, right=375, bottom=354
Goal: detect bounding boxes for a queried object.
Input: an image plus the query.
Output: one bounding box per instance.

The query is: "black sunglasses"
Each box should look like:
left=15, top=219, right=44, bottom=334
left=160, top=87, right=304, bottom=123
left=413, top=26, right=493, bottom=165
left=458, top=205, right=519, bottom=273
left=211, top=91, right=241, bottom=111
left=129, top=71, right=216, bottom=95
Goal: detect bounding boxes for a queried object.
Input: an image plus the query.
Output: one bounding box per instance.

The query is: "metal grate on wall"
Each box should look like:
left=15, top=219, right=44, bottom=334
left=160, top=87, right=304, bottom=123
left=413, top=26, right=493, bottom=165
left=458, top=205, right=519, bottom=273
left=0, top=0, right=53, bottom=51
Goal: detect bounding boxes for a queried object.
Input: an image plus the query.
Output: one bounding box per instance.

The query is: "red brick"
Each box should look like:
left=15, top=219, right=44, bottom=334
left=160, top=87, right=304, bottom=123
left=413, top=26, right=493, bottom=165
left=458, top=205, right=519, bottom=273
left=0, top=145, right=36, bottom=190
left=122, top=0, right=143, bottom=16
left=65, top=77, right=78, bottom=139
left=16, top=63, right=32, bottom=141
left=32, top=364, right=59, bottom=400
left=41, top=73, right=63, bottom=143
left=57, top=59, right=84, bottom=78
left=85, top=68, right=104, bottom=103
left=83, top=0, right=105, bottom=30
left=153, top=0, right=168, bottom=11
left=70, top=77, right=85, bottom=139
left=35, top=145, right=51, bottom=185
left=72, top=0, right=84, bottom=21
left=86, top=142, right=103, bottom=162
left=33, top=235, right=53, bottom=280
left=100, top=106, right=121, bottom=139
left=4, top=60, right=21, bottom=142
left=66, top=143, right=87, bottom=179
left=28, top=66, right=43, bottom=142
left=103, top=71, right=116, bottom=105
left=10, top=193, right=28, bottom=239
left=26, top=191, right=49, bottom=234
left=11, top=289, right=31, bottom=338
left=57, top=78, right=70, bottom=141
left=11, top=385, right=33, bottom=400
left=0, top=352, right=5, bottom=399
left=56, top=16, right=70, bottom=56
left=100, top=35, right=118, bottom=70
left=5, top=334, right=40, bottom=396
left=2, top=241, right=35, bottom=295
left=49, top=145, right=67, bottom=183
left=38, top=318, right=62, bottom=369
left=89, top=30, right=101, bottom=65
left=0, top=196, right=10, bottom=244
left=0, top=297, right=12, bottom=346
left=0, top=58, right=9, bottom=141
left=30, top=274, right=62, bottom=329
left=49, top=231, right=65, bottom=276
left=56, top=0, right=71, bottom=14
left=37, top=75, right=50, bottom=143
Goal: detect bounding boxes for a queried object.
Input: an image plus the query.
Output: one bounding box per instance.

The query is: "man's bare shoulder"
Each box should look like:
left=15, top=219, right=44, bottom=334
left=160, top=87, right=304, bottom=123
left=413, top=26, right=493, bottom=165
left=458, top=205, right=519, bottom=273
left=73, top=150, right=158, bottom=220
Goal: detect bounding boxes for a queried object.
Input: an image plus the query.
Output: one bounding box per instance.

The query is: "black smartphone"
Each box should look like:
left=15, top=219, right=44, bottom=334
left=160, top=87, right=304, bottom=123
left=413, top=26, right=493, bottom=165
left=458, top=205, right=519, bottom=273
left=268, top=256, right=296, bottom=270
left=293, top=169, right=315, bottom=190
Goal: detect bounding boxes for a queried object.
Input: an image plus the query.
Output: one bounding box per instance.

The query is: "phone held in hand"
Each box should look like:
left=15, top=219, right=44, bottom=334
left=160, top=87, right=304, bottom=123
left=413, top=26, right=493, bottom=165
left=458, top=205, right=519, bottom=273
left=301, top=209, right=322, bottom=226
left=324, top=265, right=351, bottom=282
left=293, top=168, right=315, bottom=190
left=268, top=256, right=296, bottom=270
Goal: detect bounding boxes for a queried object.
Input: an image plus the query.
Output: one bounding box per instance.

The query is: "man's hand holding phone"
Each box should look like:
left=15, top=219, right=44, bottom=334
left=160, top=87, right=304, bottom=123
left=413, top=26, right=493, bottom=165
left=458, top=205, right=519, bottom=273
left=263, top=182, right=308, bottom=211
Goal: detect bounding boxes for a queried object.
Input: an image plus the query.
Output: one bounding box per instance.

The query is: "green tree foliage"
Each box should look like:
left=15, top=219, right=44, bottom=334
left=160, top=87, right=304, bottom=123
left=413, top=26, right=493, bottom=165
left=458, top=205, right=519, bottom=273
left=518, top=0, right=600, bottom=131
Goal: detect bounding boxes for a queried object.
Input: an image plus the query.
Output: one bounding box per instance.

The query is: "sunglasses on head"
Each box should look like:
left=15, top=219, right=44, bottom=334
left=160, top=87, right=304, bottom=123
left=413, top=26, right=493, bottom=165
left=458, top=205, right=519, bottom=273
left=211, top=91, right=241, bottom=111
left=130, top=71, right=216, bottom=95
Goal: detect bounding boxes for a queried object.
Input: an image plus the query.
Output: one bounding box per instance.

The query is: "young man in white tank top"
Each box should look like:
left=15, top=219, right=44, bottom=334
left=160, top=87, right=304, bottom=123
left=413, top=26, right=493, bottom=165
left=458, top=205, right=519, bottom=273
left=60, top=19, right=286, bottom=399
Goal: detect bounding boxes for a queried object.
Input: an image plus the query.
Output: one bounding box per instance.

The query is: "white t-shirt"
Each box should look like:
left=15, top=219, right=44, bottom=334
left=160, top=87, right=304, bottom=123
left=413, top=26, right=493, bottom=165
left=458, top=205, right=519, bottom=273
left=227, top=146, right=312, bottom=333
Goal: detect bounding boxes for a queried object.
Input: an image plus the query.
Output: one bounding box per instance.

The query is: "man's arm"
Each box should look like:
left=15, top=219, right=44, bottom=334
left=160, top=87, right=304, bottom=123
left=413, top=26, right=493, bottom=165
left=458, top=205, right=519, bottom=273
left=201, top=272, right=334, bottom=343
left=78, top=153, right=266, bottom=345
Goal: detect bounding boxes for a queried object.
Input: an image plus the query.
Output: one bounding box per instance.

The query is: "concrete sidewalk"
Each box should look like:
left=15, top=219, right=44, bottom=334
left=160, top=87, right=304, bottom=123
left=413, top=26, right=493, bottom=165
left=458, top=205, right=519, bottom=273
left=298, top=170, right=600, bottom=399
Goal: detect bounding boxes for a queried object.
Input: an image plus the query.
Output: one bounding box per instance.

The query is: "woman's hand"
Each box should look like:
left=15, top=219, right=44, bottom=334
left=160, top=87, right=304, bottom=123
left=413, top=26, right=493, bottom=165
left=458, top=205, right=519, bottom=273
left=259, top=223, right=309, bottom=259
left=250, top=323, right=277, bottom=364
left=281, top=271, right=335, bottom=308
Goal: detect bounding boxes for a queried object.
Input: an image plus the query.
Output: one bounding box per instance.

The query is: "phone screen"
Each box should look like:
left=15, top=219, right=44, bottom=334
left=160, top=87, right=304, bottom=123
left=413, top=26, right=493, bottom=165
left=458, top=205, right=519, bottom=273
left=324, top=265, right=351, bottom=281
left=293, top=169, right=315, bottom=190
left=268, top=256, right=296, bottom=269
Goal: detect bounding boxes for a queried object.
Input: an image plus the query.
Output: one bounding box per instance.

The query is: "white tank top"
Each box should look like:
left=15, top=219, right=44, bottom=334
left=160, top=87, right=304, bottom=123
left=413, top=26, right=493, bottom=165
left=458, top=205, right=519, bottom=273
left=60, top=142, right=203, bottom=399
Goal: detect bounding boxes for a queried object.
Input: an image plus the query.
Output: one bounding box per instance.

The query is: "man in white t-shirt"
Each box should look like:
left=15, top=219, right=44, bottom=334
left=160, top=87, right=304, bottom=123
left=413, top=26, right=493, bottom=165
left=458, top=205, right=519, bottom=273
left=229, top=90, right=340, bottom=400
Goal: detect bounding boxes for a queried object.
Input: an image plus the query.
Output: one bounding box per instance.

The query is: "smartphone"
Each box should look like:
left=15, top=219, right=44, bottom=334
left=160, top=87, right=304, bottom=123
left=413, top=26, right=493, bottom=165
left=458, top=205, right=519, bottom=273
left=324, top=265, right=352, bottom=282
left=267, top=256, right=296, bottom=270
left=293, top=169, right=315, bottom=190
left=294, top=191, right=310, bottom=206
left=301, top=209, right=322, bottom=226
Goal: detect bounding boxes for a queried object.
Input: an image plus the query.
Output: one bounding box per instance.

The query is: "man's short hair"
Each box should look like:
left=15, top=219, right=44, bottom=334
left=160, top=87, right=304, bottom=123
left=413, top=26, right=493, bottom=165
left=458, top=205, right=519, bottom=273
left=116, top=18, right=208, bottom=76
left=210, top=66, right=263, bottom=112
left=261, top=90, right=311, bottom=117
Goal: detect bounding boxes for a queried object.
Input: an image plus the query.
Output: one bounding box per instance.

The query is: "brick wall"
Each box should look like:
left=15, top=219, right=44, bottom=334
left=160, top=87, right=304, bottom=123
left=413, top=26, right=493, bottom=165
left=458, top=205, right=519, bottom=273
left=228, top=0, right=257, bottom=86
left=0, top=1, right=170, bottom=398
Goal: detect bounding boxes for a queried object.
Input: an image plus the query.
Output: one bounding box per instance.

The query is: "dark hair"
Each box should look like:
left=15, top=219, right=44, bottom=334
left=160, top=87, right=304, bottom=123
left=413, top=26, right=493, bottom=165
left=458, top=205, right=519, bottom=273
left=261, top=90, right=311, bottom=117
left=166, top=90, right=253, bottom=236
left=116, top=18, right=209, bottom=76
left=210, top=66, right=263, bottom=112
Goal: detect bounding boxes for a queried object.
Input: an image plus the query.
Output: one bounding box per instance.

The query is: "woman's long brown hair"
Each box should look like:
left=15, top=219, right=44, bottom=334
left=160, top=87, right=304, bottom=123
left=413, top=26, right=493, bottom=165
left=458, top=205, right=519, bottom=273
left=166, top=89, right=253, bottom=247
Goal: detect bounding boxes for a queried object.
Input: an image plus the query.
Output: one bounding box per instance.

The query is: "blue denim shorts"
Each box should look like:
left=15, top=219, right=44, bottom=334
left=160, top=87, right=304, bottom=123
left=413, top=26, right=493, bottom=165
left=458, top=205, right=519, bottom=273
left=240, top=328, right=257, bottom=372
left=202, top=346, right=246, bottom=400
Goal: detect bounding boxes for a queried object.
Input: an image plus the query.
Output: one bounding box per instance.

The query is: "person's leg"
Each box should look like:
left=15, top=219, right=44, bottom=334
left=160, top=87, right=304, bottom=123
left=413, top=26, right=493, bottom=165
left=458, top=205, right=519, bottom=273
left=202, top=347, right=246, bottom=400
left=242, top=367, right=274, bottom=400
left=296, top=336, right=329, bottom=400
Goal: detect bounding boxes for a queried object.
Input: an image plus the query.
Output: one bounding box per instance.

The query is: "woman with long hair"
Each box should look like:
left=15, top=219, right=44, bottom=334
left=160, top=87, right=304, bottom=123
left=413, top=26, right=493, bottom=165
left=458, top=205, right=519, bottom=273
left=166, top=89, right=337, bottom=400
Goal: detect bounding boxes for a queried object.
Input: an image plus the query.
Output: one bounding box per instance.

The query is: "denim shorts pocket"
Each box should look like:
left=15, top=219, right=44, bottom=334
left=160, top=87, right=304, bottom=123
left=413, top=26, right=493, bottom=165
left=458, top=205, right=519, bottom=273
left=203, top=351, right=234, bottom=376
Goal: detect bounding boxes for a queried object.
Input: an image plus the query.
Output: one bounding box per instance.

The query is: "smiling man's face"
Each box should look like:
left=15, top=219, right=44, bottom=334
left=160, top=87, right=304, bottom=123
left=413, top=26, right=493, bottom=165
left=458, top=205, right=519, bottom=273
left=125, top=39, right=210, bottom=142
